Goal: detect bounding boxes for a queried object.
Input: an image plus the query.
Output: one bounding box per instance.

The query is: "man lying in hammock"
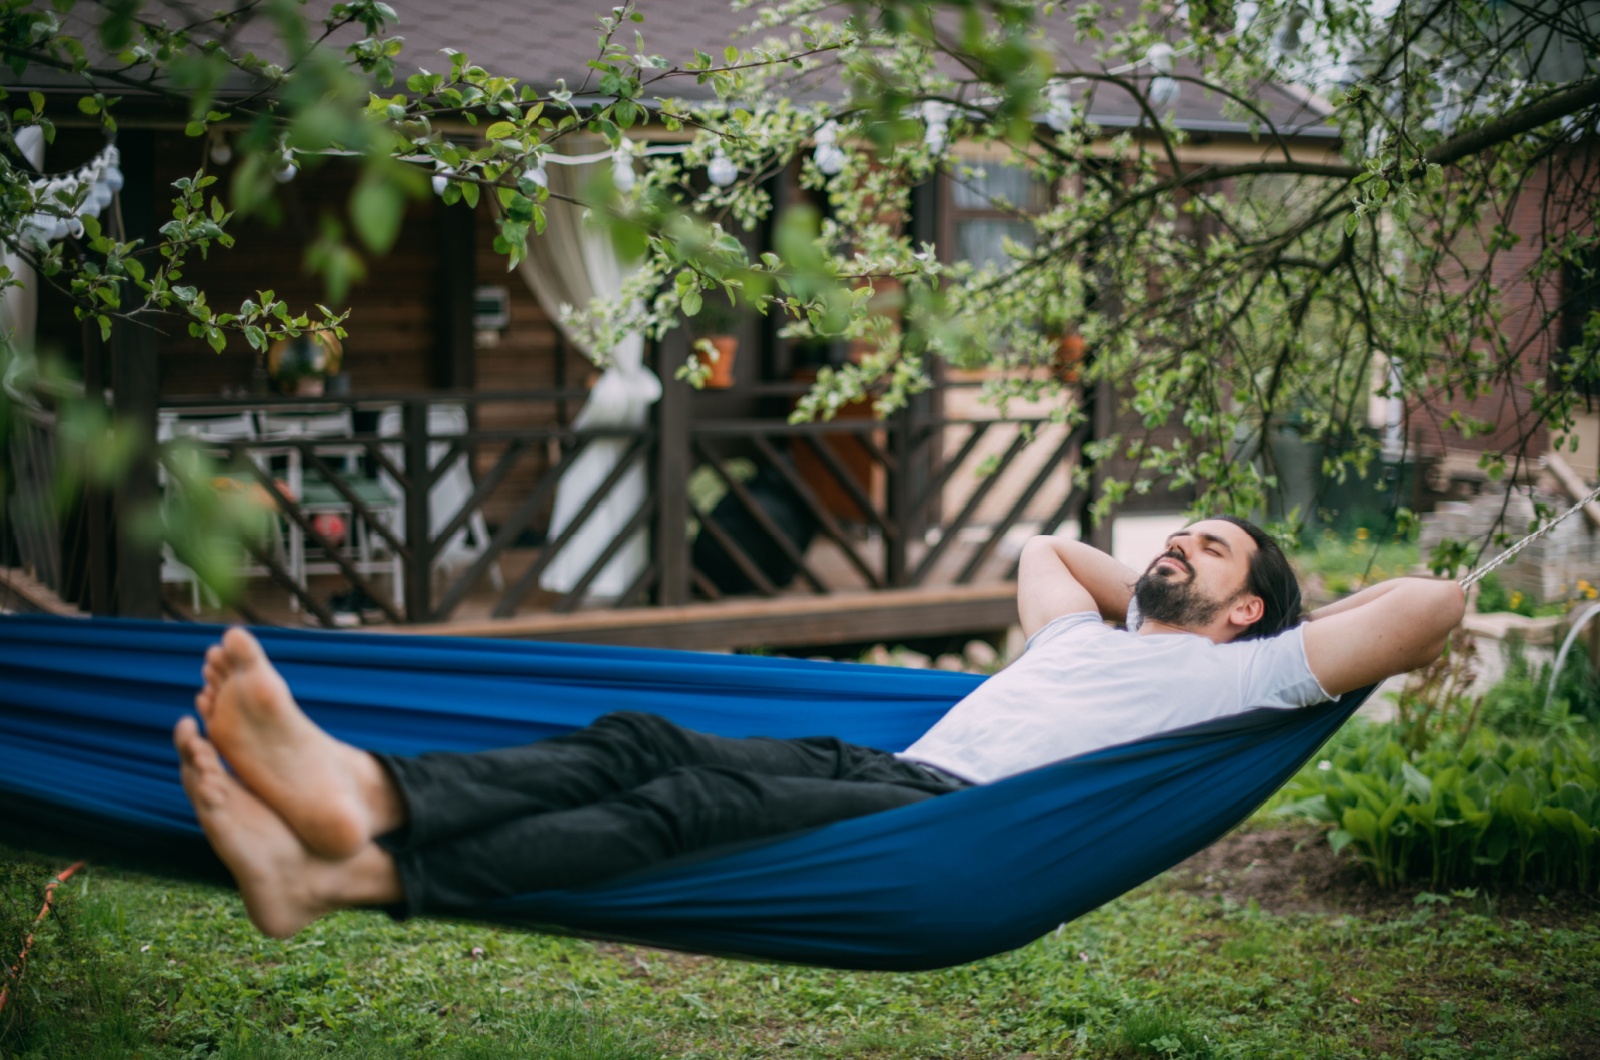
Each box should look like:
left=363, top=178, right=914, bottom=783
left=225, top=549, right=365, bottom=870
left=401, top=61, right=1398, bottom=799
left=173, top=516, right=1465, bottom=938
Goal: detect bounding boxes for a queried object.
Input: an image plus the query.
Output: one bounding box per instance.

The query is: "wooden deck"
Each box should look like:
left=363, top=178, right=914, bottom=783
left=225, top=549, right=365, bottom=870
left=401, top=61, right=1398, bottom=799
left=392, top=583, right=1019, bottom=652
left=152, top=530, right=1026, bottom=651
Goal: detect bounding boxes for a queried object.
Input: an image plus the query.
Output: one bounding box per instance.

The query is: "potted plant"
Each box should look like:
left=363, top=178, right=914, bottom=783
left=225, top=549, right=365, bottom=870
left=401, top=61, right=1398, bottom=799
left=1041, top=307, right=1085, bottom=384
left=691, top=296, right=741, bottom=389
left=267, top=329, right=344, bottom=396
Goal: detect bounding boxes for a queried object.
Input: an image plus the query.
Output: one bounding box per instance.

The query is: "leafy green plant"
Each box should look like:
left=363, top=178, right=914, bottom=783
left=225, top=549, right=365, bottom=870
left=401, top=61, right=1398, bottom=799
left=1292, top=529, right=1418, bottom=597
left=1478, top=633, right=1600, bottom=733
left=1277, top=721, right=1600, bottom=892
left=1474, top=572, right=1534, bottom=616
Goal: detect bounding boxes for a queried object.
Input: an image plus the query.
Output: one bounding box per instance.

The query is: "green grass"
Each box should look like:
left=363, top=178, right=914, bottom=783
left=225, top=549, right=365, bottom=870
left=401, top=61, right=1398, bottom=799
left=2, top=839, right=1596, bottom=1059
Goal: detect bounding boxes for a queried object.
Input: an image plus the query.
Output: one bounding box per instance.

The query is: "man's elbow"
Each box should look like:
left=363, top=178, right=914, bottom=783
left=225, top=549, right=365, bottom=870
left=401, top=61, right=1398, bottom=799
left=1416, top=579, right=1467, bottom=666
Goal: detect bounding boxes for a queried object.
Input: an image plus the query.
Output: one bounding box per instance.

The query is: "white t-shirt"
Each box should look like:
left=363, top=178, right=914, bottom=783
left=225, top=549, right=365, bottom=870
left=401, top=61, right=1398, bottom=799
left=897, top=612, right=1334, bottom=785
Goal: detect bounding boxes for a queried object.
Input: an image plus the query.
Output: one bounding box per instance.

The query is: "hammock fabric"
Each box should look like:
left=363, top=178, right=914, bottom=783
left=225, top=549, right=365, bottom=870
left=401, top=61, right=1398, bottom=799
left=0, top=614, right=1370, bottom=971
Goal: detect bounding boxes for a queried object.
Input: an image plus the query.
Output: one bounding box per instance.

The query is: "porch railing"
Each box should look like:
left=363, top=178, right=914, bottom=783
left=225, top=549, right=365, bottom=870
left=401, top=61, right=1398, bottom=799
left=68, top=335, right=1095, bottom=628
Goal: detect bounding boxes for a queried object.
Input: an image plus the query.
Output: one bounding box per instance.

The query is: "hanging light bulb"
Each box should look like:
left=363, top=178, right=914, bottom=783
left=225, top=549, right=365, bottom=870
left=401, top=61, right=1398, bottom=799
left=102, top=148, right=124, bottom=193
left=209, top=133, right=233, bottom=166
left=65, top=215, right=85, bottom=240
left=1272, top=4, right=1307, bottom=57
left=273, top=149, right=298, bottom=183
left=431, top=166, right=454, bottom=196
left=1150, top=75, right=1181, bottom=111
left=522, top=157, right=547, bottom=191
left=1044, top=81, right=1075, bottom=131
left=813, top=120, right=846, bottom=176
left=86, top=161, right=113, bottom=213
left=707, top=147, right=738, bottom=187
left=921, top=100, right=952, bottom=154
left=611, top=143, right=636, bottom=193
left=1144, top=43, right=1180, bottom=112
left=20, top=213, right=52, bottom=248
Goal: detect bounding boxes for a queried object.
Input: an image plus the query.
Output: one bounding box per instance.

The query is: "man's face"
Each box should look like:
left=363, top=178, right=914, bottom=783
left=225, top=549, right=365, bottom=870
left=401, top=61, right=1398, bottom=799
left=1134, top=519, right=1259, bottom=633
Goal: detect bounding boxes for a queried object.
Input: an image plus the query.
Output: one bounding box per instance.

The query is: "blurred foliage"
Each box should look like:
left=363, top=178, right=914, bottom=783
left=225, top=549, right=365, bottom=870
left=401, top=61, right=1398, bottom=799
left=5, top=0, right=1600, bottom=598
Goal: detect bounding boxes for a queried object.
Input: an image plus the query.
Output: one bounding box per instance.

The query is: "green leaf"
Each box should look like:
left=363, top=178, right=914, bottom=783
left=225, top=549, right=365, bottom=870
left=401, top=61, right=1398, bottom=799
left=351, top=171, right=405, bottom=253
left=682, top=288, right=702, bottom=317
left=724, top=45, right=738, bottom=64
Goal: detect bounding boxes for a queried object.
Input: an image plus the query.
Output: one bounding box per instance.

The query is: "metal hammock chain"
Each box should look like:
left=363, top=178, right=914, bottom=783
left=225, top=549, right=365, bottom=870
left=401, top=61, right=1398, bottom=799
left=1457, top=480, right=1600, bottom=591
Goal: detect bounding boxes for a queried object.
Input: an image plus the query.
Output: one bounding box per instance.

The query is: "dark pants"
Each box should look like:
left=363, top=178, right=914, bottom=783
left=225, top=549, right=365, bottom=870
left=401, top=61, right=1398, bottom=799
left=373, top=711, right=968, bottom=917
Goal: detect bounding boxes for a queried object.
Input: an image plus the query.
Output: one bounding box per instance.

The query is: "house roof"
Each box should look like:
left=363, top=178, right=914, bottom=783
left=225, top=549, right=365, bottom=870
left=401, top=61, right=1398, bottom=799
left=7, top=0, right=1334, bottom=139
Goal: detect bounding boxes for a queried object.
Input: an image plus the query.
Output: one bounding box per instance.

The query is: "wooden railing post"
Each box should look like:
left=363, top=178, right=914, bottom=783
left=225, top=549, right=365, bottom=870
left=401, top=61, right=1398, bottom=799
left=1078, top=360, right=1116, bottom=553
left=886, top=407, right=912, bottom=587
left=654, top=331, right=690, bottom=606
left=402, top=397, right=432, bottom=620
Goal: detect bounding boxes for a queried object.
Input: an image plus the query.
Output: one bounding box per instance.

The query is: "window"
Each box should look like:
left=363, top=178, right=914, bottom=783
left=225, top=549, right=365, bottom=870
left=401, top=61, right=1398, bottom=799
left=1558, top=245, right=1600, bottom=399
left=947, top=160, right=1051, bottom=271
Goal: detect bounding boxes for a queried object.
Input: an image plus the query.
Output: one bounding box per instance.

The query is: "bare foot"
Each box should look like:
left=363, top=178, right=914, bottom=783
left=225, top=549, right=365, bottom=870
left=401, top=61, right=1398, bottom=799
left=202, top=628, right=397, bottom=858
left=175, top=716, right=335, bottom=938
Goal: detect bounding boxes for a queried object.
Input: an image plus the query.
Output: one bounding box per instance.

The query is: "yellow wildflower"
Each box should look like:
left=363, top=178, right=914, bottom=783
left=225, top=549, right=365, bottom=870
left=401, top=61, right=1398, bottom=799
left=1355, top=527, right=1370, bottom=541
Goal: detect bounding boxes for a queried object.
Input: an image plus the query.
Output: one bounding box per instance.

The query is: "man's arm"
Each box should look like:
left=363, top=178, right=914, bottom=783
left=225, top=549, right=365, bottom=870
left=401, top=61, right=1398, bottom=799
left=1017, top=536, right=1139, bottom=638
left=1301, top=577, right=1466, bottom=697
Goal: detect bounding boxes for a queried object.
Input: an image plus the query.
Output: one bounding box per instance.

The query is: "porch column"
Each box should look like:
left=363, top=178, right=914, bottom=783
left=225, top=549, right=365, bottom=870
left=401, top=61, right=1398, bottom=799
left=434, top=198, right=476, bottom=390
left=110, top=129, right=161, bottom=617
left=654, top=330, right=690, bottom=605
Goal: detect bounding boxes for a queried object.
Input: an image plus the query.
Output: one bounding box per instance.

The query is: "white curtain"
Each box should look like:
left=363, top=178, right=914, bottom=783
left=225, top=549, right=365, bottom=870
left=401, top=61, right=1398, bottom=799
left=520, top=140, right=660, bottom=600
left=0, top=128, right=45, bottom=383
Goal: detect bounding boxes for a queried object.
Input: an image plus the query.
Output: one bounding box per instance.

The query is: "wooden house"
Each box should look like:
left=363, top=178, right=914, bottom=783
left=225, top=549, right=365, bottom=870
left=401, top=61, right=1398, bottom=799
left=2, top=0, right=1343, bottom=650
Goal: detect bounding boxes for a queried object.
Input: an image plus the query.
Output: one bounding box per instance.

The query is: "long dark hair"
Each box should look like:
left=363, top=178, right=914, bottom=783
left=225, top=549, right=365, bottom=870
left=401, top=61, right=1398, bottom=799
left=1211, top=515, right=1302, bottom=640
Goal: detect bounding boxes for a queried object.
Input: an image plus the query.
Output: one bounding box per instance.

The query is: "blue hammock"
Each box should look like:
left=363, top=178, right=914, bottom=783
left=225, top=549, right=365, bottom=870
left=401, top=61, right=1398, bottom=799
left=0, top=614, right=1367, bottom=971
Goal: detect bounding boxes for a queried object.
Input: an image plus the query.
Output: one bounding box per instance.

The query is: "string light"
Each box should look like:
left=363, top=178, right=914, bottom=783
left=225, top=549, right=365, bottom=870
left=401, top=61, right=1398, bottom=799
left=208, top=132, right=233, bottom=166
left=707, top=147, right=738, bottom=187
left=522, top=158, right=547, bottom=190
left=813, top=120, right=846, bottom=176
left=1145, top=44, right=1181, bottom=111
left=431, top=166, right=453, bottom=196
left=7, top=143, right=124, bottom=248
left=921, top=101, right=952, bottom=153
left=1045, top=81, right=1075, bottom=131
left=611, top=142, right=636, bottom=193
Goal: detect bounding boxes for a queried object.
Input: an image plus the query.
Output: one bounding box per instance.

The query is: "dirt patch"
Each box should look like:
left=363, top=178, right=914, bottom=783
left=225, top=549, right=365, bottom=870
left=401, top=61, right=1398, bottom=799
left=1167, top=827, right=1600, bottom=927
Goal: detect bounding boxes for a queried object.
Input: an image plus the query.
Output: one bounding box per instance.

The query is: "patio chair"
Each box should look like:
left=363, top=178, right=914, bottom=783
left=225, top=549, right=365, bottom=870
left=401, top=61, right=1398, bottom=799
left=156, top=411, right=286, bottom=611
left=376, top=404, right=505, bottom=603
left=256, top=408, right=403, bottom=615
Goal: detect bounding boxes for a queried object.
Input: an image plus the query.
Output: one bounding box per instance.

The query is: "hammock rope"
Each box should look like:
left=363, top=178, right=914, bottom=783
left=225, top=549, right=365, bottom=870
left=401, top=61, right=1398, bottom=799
left=0, top=861, right=83, bottom=1018
left=1457, top=480, right=1600, bottom=590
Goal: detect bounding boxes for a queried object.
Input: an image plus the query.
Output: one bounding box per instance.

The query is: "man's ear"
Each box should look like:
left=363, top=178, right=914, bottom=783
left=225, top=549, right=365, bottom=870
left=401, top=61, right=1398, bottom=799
left=1229, top=593, right=1264, bottom=631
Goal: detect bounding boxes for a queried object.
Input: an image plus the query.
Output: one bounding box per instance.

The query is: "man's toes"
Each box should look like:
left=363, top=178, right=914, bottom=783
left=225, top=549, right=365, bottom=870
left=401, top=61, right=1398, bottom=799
left=221, top=627, right=267, bottom=669
left=175, top=718, right=225, bottom=773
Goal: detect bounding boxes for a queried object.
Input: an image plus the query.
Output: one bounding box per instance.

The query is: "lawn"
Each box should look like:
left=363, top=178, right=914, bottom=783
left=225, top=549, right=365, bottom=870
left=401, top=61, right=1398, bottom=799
left=2, top=823, right=1596, bottom=1059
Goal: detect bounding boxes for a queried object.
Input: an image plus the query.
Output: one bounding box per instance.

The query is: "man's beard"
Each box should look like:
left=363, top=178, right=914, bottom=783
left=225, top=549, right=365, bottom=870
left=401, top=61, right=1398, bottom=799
left=1133, top=555, right=1235, bottom=630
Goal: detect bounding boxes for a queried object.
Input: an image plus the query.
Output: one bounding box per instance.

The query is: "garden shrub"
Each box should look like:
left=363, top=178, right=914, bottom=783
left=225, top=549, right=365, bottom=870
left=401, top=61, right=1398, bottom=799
left=1276, top=721, right=1599, bottom=892
left=1477, top=634, right=1600, bottom=731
